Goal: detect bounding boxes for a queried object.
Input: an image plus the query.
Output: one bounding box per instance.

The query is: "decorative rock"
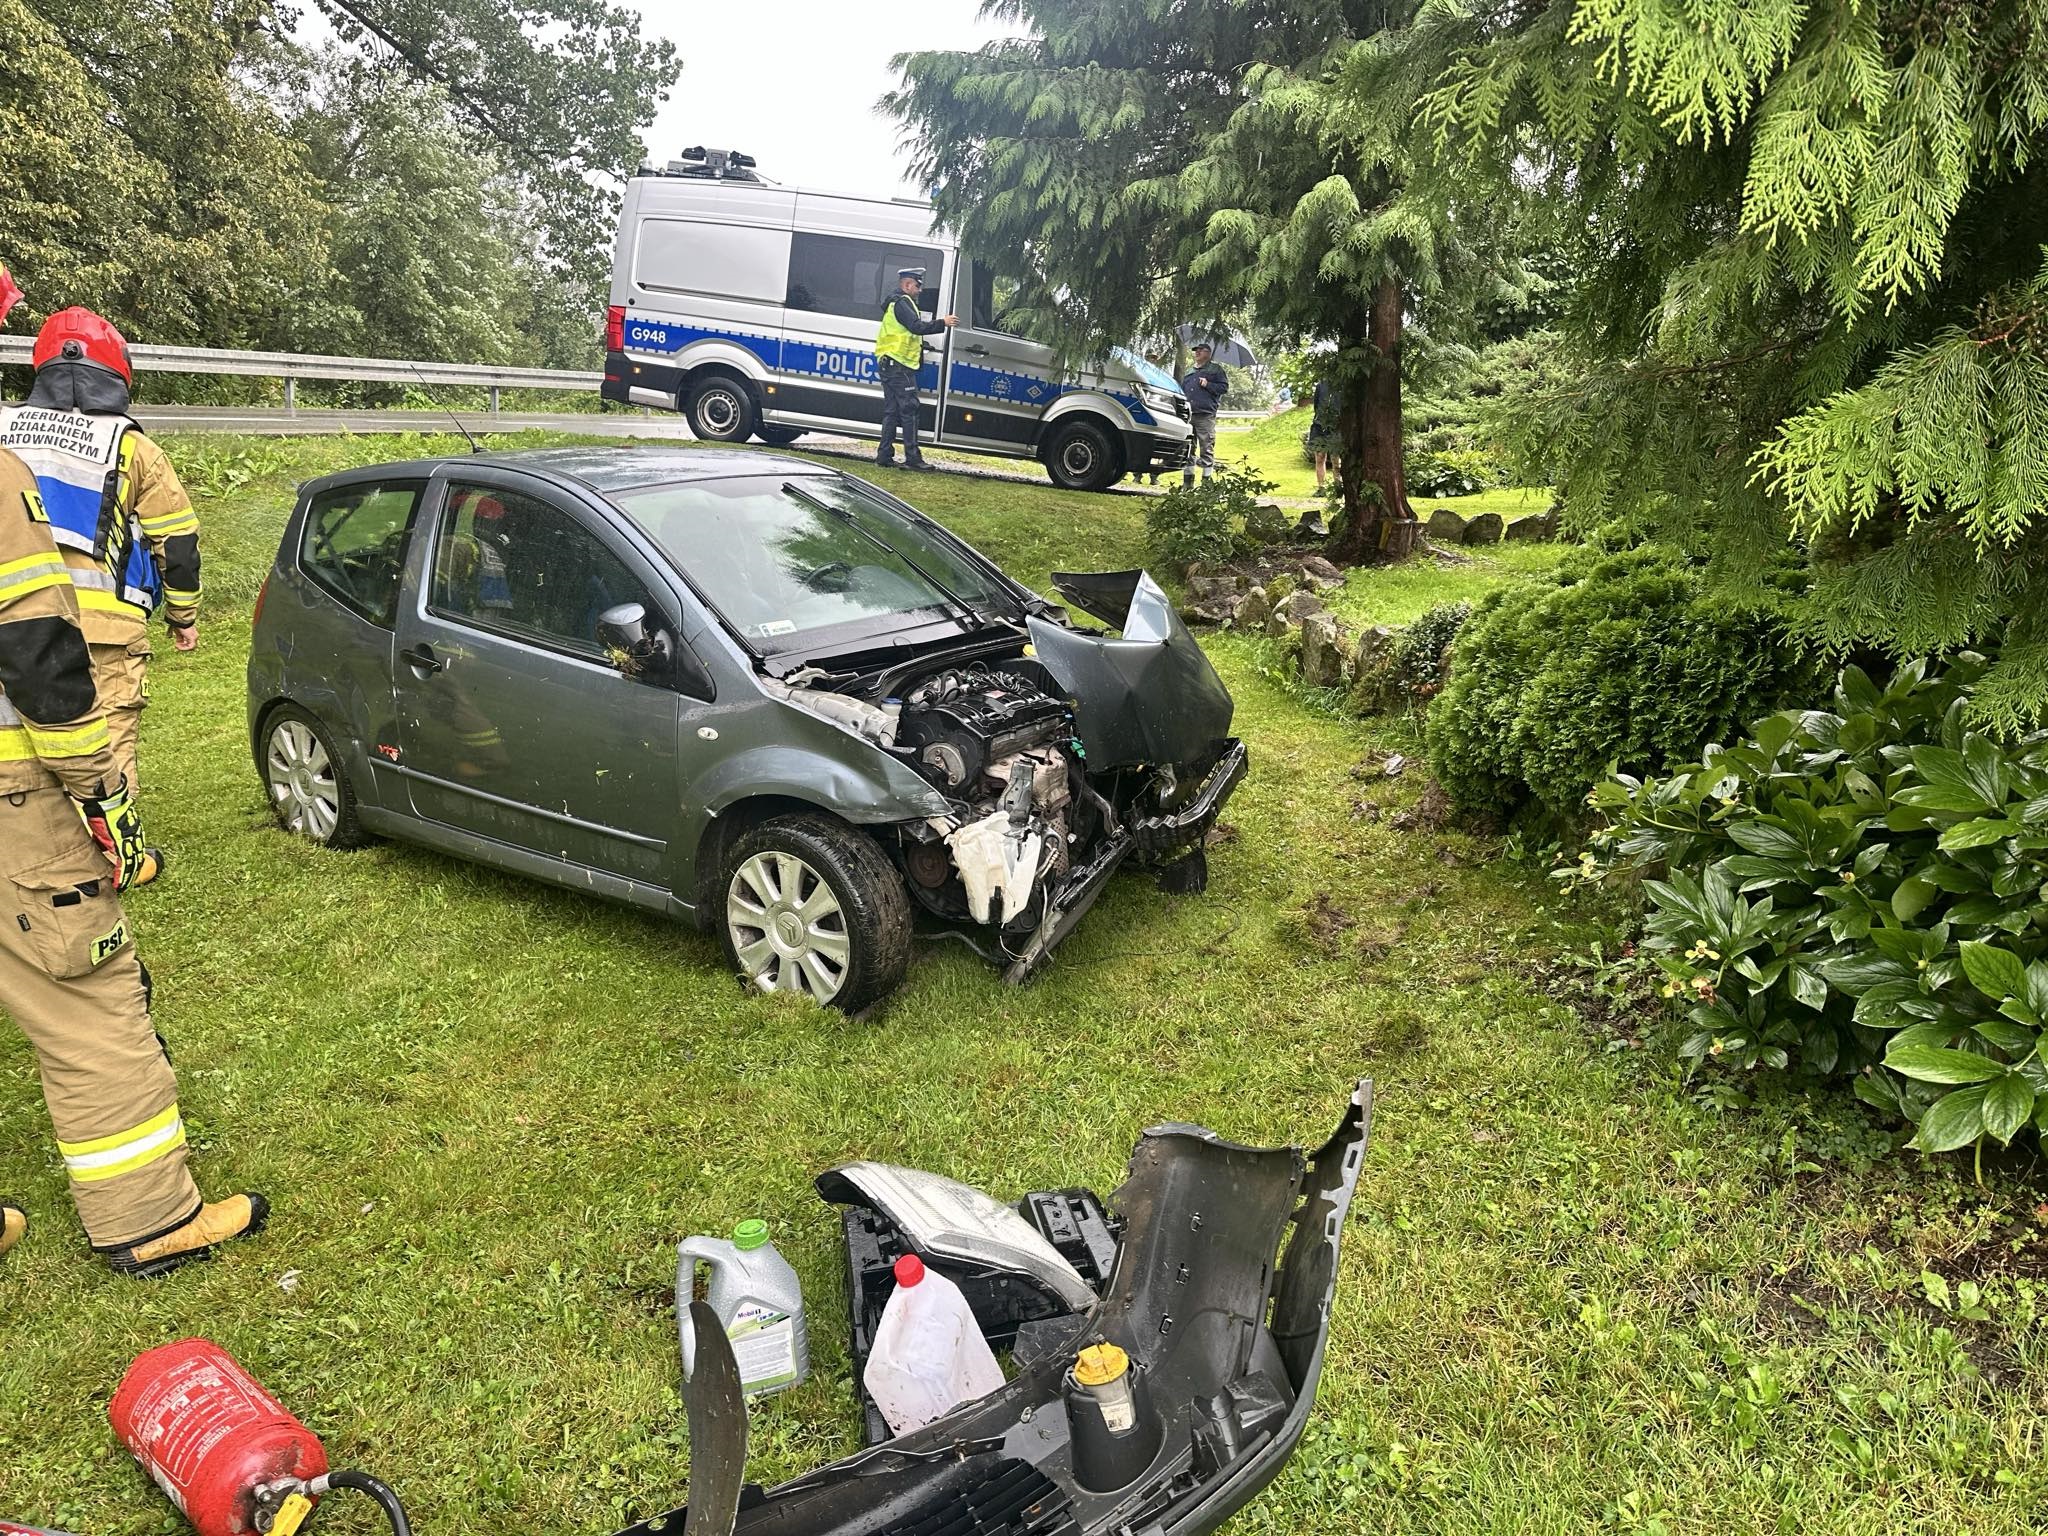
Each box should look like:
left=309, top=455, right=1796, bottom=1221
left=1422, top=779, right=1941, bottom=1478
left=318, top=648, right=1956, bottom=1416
left=1181, top=598, right=1237, bottom=626
left=1243, top=502, right=1293, bottom=546
left=1464, top=511, right=1505, bottom=545
left=1298, top=554, right=1346, bottom=590
left=1348, top=626, right=1403, bottom=713
left=1266, top=589, right=1329, bottom=638
left=1504, top=509, right=1560, bottom=542
left=1185, top=573, right=1242, bottom=604
left=1427, top=507, right=1468, bottom=543
left=1296, top=507, right=1329, bottom=539
left=1298, top=615, right=1349, bottom=688
left=1234, top=584, right=1272, bottom=630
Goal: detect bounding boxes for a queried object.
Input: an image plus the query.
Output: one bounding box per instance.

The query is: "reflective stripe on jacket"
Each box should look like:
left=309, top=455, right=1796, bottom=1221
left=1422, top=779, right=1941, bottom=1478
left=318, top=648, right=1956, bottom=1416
left=0, top=405, right=160, bottom=618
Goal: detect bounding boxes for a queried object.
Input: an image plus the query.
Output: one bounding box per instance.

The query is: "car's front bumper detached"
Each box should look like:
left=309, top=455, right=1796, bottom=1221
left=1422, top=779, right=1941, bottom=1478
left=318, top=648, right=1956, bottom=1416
left=618, top=1080, right=1374, bottom=1536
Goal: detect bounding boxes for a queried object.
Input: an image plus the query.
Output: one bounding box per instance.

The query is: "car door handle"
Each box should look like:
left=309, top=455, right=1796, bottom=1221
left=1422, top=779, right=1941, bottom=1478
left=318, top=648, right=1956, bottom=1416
left=963, top=345, right=989, bottom=357
left=400, top=643, right=444, bottom=676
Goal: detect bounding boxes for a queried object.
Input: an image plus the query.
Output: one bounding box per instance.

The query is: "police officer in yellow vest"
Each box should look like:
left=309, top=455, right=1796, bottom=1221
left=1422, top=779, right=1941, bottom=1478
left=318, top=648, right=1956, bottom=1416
left=874, top=268, right=956, bottom=470
left=0, top=443, right=266, bottom=1274
left=0, top=309, right=201, bottom=886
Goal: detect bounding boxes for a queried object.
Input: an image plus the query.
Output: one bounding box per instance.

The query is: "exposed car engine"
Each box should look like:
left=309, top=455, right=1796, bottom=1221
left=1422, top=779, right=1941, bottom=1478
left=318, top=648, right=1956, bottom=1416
left=767, top=661, right=1085, bottom=936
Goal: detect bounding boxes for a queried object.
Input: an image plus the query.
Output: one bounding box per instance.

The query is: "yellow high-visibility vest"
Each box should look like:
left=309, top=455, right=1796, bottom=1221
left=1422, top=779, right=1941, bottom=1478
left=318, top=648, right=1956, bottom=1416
left=875, top=297, right=924, bottom=369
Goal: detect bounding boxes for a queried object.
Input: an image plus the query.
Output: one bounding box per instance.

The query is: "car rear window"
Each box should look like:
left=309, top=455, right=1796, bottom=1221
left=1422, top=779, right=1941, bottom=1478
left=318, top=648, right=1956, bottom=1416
left=299, top=481, right=423, bottom=628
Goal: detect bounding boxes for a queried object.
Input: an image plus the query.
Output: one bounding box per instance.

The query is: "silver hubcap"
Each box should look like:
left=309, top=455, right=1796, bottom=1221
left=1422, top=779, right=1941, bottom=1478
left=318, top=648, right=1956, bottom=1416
left=727, top=851, right=851, bottom=1002
left=699, top=389, right=741, bottom=436
left=266, top=720, right=341, bottom=841
left=1060, top=438, right=1098, bottom=478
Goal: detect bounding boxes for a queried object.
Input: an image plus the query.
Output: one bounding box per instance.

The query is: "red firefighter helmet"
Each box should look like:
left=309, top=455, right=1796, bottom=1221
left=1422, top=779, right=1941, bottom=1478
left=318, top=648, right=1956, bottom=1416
left=32, top=307, right=133, bottom=385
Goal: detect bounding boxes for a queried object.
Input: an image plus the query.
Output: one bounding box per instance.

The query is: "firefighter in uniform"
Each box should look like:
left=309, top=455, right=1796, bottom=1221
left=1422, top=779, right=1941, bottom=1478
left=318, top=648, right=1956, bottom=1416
left=874, top=268, right=956, bottom=470
left=0, top=309, right=202, bottom=884
left=0, top=444, right=265, bottom=1274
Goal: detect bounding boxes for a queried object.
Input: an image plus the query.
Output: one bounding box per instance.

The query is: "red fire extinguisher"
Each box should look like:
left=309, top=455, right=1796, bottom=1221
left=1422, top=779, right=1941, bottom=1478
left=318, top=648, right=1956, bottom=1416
left=110, top=1339, right=411, bottom=1536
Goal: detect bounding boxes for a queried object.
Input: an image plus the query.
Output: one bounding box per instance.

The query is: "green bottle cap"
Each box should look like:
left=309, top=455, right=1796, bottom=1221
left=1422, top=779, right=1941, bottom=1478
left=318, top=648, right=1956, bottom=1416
left=733, top=1218, right=769, bottom=1251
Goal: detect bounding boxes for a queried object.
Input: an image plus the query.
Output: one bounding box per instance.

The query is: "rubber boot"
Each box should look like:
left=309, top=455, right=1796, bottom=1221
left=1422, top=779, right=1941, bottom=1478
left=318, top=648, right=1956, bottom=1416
left=0, top=1205, right=23, bottom=1258
left=105, top=1193, right=269, bottom=1278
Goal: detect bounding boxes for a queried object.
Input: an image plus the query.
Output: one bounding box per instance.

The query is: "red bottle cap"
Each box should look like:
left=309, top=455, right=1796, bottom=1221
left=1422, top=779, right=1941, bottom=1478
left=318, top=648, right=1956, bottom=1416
left=893, top=1253, right=925, bottom=1287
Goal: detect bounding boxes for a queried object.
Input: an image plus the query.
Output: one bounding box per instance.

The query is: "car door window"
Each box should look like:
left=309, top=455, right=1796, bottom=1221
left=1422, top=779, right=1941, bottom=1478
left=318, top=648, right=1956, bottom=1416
left=786, top=233, right=944, bottom=320
left=428, top=483, right=658, bottom=659
left=300, top=481, right=423, bottom=628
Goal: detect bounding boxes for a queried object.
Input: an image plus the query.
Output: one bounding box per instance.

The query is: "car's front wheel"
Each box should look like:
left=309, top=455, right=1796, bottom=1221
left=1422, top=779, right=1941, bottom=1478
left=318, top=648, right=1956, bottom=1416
left=721, top=814, right=911, bottom=1010
left=261, top=704, right=369, bottom=848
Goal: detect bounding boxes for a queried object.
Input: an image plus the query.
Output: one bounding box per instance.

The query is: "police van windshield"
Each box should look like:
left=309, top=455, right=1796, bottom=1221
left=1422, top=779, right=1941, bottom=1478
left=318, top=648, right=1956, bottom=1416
left=612, top=474, right=1023, bottom=654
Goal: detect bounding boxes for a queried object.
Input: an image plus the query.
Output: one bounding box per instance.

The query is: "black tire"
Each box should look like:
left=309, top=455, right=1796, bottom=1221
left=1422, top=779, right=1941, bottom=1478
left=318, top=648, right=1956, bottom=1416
left=754, top=425, right=805, bottom=447
left=685, top=374, right=758, bottom=442
left=1043, top=418, right=1121, bottom=492
left=259, top=704, right=371, bottom=849
left=720, top=813, right=912, bottom=1011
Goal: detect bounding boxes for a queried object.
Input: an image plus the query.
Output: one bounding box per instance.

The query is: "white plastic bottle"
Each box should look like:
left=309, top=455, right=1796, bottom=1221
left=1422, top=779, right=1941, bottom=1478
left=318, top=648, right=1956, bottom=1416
left=863, top=1253, right=1004, bottom=1435
left=677, top=1218, right=810, bottom=1397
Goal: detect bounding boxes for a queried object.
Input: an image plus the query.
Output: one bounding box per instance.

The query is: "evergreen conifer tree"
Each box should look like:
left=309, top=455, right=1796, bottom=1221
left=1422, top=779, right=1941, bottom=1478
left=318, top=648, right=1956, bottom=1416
left=1410, top=0, right=2048, bottom=721
left=890, top=1, right=1519, bottom=561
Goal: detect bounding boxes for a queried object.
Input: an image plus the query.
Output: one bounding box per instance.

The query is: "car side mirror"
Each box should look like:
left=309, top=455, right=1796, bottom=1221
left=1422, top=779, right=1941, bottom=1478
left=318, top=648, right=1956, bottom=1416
left=597, top=602, right=716, bottom=701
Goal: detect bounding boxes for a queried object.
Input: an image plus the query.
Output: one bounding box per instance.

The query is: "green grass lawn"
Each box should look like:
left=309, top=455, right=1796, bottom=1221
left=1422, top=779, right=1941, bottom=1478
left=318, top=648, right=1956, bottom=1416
left=1215, top=410, right=1551, bottom=529
left=3, top=433, right=2045, bottom=1536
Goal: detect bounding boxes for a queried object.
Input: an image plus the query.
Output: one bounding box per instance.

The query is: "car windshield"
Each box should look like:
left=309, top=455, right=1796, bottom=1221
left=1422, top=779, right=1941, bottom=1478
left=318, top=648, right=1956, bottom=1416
left=611, top=474, right=1024, bottom=652
left=1112, top=347, right=1182, bottom=394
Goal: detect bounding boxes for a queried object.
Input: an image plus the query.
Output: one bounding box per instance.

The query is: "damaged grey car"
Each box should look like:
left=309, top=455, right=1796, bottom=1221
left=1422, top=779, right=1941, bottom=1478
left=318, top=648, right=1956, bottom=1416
left=247, top=447, right=1247, bottom=1008
left=626, top=1079, right=1372, bottom=1536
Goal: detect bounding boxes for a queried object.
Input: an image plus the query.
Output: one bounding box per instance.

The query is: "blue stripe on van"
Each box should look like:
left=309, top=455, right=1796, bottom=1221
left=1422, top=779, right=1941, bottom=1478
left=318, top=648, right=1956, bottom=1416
left=622, top=312, right=1158, bottom=427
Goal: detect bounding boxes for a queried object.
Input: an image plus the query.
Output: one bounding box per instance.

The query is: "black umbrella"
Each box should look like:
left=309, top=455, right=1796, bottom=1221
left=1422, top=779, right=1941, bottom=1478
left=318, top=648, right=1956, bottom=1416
left=1174, top=325, right=1259, bottom=369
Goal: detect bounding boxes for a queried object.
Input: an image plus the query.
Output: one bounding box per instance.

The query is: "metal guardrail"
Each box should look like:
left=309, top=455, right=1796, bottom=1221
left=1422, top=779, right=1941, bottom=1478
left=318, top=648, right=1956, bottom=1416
left=0, top=336, right=599, bottom=413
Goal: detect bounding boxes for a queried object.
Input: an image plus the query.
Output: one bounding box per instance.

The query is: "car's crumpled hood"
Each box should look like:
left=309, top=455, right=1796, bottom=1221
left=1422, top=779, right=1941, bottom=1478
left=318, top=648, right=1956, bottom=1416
left=1027, top=571, right=1233, bottom=770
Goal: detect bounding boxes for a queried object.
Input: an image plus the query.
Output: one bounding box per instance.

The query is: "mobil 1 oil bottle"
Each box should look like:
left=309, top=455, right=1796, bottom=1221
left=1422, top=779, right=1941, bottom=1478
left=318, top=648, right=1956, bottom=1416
left=677, top=1218, right=809, bottom=1397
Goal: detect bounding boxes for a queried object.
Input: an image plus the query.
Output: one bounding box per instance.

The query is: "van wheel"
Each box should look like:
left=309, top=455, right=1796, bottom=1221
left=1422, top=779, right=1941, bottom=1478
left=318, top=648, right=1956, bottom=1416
left=721, top=814, right=911, bottom=1011
left=755, top=425, right=805, bottom=447
left=685, top=376, right=758, bottom=442
left=1043, top=419, right=1120, bottom=492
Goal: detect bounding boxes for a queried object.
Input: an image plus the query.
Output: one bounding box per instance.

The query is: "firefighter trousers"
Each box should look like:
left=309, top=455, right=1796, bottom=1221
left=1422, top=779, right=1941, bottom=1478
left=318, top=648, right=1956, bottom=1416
left=0, top=786, right=200, bottom=1247
left=87, top=636, right=151, bottom=796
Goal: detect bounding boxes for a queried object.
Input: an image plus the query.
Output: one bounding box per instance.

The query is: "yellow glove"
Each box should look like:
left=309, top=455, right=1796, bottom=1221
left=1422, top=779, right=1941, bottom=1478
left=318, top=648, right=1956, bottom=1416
left=75, top=778, right=147, bottom=891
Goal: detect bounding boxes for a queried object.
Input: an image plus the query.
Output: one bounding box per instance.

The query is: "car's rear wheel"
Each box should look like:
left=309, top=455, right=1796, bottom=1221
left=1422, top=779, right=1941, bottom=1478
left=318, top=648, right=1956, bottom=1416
left=1042, top=418, right=1120, bottom=492
left=721, top=814, right=911, bottom=1011
left=685, top=375, right=758, bottom=442
left=261, top=705, right=369, bottom=849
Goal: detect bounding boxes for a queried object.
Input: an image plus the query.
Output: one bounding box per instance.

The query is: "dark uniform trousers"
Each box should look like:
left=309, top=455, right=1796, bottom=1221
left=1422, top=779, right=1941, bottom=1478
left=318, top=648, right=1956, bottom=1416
left=877, top=359, right=925, bottom=464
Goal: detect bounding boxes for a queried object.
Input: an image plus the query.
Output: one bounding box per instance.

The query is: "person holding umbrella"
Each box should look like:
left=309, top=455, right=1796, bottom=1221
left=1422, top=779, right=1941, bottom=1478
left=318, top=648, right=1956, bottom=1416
left=1179, top=341, right=1229, bottom=485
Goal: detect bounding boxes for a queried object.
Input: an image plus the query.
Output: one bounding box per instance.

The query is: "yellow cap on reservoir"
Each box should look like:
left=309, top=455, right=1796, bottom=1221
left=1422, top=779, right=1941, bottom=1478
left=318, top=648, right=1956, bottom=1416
left=1074, top=1341, right=1129, bottom=1386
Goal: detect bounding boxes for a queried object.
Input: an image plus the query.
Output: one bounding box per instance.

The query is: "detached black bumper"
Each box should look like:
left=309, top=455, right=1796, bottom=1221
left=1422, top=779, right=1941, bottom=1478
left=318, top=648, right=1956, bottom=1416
left=620, top=1080, right=1375, bottom=1536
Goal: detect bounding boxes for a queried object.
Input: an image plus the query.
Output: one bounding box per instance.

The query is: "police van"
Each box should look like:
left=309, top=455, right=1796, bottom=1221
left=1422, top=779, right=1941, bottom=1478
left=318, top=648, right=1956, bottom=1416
left=601, top=150, right=1192, bottom=492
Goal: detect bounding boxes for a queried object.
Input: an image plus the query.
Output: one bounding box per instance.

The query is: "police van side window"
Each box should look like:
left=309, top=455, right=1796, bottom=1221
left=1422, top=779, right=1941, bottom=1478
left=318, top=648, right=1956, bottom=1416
left=786, top=234, right=944, bottom=321
left=300, top=482, right=423, bottom=629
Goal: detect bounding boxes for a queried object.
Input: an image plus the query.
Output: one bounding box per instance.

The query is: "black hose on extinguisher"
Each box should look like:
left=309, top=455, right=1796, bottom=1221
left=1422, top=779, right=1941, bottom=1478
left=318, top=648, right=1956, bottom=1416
left=323, top=1473, right=411, bottom=1536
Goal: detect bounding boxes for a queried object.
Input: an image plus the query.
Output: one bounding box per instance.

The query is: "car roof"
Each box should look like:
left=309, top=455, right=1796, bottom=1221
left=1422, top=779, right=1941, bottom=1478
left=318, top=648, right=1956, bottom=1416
left=312, top=446, right=828, bottom=498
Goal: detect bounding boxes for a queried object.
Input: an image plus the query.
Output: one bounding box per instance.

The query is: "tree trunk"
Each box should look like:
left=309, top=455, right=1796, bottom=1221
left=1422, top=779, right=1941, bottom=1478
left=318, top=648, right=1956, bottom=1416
left=1326, top=276, right=1416, bottom=566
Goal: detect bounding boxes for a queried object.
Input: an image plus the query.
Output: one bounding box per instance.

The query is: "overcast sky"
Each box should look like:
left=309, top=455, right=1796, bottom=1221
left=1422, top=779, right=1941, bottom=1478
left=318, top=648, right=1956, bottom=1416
left=630, top=1, right=1018, bottom=198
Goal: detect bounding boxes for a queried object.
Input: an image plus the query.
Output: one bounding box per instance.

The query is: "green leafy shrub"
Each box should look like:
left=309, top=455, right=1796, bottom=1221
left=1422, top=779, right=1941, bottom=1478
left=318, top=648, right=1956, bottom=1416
left=1393, top=601, right=1470, bottom=698
left=1405, top=445, right=1501, bottom=497
left=1143, top=468, right=1283, bottom=571
left=1427, top=544, right=1813, bottom=818
left=1581, top=658, right=2048, bottom=1156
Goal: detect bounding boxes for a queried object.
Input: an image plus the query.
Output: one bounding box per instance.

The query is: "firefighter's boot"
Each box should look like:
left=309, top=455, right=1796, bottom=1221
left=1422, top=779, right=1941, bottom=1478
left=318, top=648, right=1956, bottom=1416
left=0, top=1204, right=23, bottom=1258
left=106, top=1192, right=268, bottom=1278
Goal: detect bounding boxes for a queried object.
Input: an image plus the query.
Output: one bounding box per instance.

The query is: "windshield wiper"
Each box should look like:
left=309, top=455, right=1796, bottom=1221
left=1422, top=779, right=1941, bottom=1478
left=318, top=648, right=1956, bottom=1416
left=780, top=480, right=988, bottom=631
